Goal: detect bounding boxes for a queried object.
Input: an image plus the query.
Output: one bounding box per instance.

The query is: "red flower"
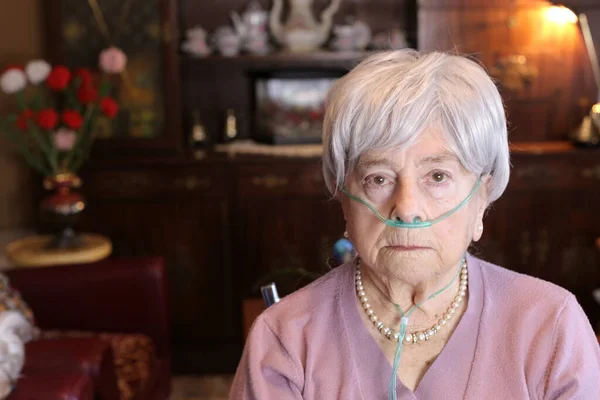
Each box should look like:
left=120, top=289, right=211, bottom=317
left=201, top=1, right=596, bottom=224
left=100, top=97, right=119, bottom=119
left=62, top=109, right=84, bottom=130
left=46, top=66, right=71, bottom=91
left=16, top=109, right=34, bottom=131
left=36, top=109, right=59, bottom=130
left=77, top=84, right=98, bottom=104
left=308, top=110, right=322, bottom=121
left=73, top=68, right=93, bottom=85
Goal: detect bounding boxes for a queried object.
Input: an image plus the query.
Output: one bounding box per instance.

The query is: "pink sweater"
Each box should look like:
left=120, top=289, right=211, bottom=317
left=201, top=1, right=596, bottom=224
left=230, top=254, right=600, bottom=399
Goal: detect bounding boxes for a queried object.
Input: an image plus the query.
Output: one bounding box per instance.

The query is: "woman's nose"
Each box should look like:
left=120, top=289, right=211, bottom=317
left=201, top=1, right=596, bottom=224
left=389, top=179, right=422, bottom=224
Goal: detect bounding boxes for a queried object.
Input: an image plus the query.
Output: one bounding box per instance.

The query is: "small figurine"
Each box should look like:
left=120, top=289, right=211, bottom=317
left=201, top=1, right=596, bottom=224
left=330, top=19, right=372, bottom=52
left=330, top=25, right=355, bottom=52
left=231, top=1, right=271, bottom=55
left=181, top=26, right=212, bottom=57
left=270, top=0, right=342, bottom=52
left=352, top=20, right=372, bottom=51
left=213, top=26, right=242, bottom=57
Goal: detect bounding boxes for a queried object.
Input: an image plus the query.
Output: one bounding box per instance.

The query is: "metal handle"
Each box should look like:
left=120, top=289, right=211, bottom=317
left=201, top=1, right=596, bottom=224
left=175, top=176, right=210, bottom=191
left=251, top=175, right=289, bottom=189
left=582, top=165, right=600, bottom=180
left=516, top=166, right=559, bottom=184
left=261, top=282, right=281, bottom=307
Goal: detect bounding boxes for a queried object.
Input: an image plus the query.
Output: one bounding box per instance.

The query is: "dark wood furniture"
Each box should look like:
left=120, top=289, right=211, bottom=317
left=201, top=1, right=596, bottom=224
left=43, top=0, right=600, bottom=373
left=77, top=143, right=600, bottom=373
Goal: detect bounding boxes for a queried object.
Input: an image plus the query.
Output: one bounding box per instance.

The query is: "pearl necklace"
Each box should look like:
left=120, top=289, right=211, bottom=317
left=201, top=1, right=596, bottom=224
left=355, top=259, right=468, bottom=344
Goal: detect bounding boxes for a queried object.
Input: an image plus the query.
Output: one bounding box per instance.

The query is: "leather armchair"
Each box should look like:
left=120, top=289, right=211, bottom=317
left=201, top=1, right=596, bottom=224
left=5, top=256, right=171, bottom=399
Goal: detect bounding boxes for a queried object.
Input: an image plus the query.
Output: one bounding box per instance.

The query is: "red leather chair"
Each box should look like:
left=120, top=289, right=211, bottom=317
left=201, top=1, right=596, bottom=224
left=5, top=256, right=171, bottom=399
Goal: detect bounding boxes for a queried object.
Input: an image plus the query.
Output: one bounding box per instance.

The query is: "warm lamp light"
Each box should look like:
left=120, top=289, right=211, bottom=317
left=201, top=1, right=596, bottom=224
left=546, top=5, right=579, bottom=24
left=553, top=3, right=600, bottom=146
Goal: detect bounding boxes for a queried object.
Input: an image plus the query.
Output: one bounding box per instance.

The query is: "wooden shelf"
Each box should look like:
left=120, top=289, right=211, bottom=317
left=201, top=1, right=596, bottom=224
left=508, top=140, right=600, bottom=154
left=181, top=51, right=373, bottom=70
left=509, top=141, right=576, bottom=154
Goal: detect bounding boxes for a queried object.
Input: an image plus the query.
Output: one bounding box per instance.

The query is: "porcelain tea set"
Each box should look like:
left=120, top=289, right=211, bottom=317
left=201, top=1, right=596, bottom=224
left=181, top=0, right=408, bottom=57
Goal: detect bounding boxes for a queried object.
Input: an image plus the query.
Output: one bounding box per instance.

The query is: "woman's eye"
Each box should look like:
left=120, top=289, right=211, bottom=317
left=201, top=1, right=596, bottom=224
left=373, top=176, right=386, bottom=185
left=365, top=175, right=389, bottom=186
left=431, top=172, right=447, bottom=183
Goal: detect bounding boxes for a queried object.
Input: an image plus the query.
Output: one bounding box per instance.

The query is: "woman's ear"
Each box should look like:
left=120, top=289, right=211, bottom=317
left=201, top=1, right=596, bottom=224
left=473, top=175, right=491, bottom=242
left=477, top=175, right=492, bottom=216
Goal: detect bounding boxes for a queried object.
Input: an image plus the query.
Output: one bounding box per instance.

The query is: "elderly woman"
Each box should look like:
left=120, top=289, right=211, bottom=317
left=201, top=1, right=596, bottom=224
left=229, top=50, right=600, bottom=399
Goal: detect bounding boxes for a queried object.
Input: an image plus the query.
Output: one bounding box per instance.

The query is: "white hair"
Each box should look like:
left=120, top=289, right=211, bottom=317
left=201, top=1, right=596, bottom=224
left=322, top=49, right=510, bottom=205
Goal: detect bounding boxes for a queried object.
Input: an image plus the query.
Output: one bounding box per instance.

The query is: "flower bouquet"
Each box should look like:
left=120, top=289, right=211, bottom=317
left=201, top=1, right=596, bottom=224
left=0, top=50, right=123, bottom=248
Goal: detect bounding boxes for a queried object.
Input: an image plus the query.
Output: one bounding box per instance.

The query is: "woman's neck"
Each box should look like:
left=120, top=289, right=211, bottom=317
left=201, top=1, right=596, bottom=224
left=358, top=259, right=463, bottom=328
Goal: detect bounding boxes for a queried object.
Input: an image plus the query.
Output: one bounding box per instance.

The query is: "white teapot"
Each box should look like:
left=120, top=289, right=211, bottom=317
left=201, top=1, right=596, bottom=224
left=270, top=0, right=342, bottom=52
left=231, top=1, right=271, bottom=55
left=231, top=1, right=269, bottom=38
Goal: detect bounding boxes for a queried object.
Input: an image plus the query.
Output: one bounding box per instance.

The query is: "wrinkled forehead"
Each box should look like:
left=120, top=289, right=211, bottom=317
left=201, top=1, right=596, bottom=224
left=354, top=130, right=465, bottom=172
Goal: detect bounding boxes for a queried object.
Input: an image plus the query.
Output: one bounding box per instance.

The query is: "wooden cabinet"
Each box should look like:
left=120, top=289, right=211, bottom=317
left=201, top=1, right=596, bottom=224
left=44, top=0, right=600, bottom=374
left=78, top=158, right=347, bottom=372
left=476, top=146, right=600, bottom=327
left=77, top=144, right=600, bottom=373
left=235, top=162, right=345, bottom=295
left=79, top=162, right=240, bottom=372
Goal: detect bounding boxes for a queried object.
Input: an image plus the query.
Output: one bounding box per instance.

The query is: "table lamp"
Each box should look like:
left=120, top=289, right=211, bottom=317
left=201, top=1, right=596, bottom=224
left=553, top=3, right=600, bottom=146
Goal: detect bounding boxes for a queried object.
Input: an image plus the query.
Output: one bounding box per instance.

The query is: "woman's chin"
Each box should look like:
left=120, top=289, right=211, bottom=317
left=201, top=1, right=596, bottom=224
left=372, top=249, right=439, bottom=279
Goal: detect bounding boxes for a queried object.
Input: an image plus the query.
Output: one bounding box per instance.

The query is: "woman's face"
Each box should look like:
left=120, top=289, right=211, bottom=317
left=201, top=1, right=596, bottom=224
left=341, top=129, right=489, bottom=284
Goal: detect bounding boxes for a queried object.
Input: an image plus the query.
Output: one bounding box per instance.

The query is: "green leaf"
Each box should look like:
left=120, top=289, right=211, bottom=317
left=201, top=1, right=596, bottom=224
left=1, top=122, right=51, bottom=176
left=24, top=121, right=58, bottom=174
left=98, top=74, right=112, bottom=97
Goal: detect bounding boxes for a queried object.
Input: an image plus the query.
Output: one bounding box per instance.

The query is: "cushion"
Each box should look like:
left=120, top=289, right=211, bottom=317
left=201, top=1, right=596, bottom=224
left=41, top=330, right=156, bottom=400
left=9, top=371, right=94, bottom=400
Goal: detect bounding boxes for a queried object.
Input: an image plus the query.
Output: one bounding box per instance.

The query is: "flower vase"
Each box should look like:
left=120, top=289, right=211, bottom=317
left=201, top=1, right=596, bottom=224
left=40, top=172, right=86, bottom=249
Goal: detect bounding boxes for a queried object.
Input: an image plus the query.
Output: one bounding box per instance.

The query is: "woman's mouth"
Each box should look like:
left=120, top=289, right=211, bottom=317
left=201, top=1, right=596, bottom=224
left=386, top=245, right=429, bottom=251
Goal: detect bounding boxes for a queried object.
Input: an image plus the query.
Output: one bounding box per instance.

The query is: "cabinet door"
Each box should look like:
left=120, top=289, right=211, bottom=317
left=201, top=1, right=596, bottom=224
left=478, top=154, right=600, bottom=327
left=535, top=189, right=599, bottom=290
left=235, top=162, right=345, bottom=297
left=45, top=0, right=182, bottom=154
left=475, top=187, right=541, bottom=273
left=82, top=198, right=234, bottom=340
left=79, top=164, right=240, bottom=372
left=236, top=196, right=345, bottom=296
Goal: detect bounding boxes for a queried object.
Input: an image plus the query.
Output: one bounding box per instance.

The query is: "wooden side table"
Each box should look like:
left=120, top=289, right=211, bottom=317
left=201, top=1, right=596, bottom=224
left=5, top=234, right=112, bottom=268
